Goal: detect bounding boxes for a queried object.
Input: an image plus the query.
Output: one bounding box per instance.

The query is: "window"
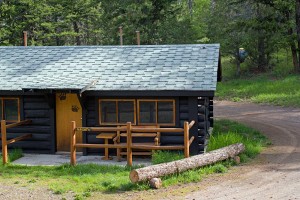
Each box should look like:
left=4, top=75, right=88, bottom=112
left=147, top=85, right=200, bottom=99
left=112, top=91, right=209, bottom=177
left=138, top=100, right=175, bottom=125
left=0, top=98, right=20, bottom=122
left=139, top=101, right=156, bottom=124
left=99, top=99, right=135, bottom=125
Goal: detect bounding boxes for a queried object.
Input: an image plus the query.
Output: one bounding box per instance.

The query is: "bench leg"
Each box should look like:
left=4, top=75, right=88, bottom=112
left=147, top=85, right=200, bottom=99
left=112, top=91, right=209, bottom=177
left=101, top=139, right=112, bottom=160
left=117, top=148, right=121, bottom=162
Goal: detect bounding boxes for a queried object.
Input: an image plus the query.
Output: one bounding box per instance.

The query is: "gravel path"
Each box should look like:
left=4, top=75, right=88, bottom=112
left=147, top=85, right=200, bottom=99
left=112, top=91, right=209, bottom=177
left=0, top=185, right=67, bottom=200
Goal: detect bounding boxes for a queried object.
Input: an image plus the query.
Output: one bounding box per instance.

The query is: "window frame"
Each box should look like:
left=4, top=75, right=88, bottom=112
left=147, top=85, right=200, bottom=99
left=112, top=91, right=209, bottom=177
left=0, top=97, right=21, bottom=122
left=137, top=99, right=175, bottom=126
left=98, top=99, right=136, bottom=125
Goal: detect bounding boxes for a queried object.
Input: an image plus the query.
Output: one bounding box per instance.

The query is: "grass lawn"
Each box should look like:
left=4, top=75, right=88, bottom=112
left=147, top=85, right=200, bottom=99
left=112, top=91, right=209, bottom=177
left=217, top=75, right=300, bottom=107
left=0, top=120, right=269, bottom=200
left=217, top=57, right=300, bottom=107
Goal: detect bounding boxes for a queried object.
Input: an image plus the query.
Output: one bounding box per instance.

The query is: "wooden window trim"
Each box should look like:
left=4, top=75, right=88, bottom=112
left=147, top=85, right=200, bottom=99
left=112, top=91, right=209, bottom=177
left=137, top=99, right=175, bottom=126
left=0, top=97, right=21, bottom=122
left=99, top=99, right=136, bottom=125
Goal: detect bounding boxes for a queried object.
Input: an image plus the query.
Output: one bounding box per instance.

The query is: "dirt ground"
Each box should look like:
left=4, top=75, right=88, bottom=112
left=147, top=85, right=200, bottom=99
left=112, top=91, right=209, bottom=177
left=99, top=100, right=300, bottom=200
left=1, top=100, right=300, bottom=200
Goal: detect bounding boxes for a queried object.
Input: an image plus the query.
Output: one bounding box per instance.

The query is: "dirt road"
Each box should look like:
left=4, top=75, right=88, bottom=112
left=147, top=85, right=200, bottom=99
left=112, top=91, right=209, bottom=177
left=184, top=101, right=300, bottom=200
left=104, top=101, right=300, bottom=200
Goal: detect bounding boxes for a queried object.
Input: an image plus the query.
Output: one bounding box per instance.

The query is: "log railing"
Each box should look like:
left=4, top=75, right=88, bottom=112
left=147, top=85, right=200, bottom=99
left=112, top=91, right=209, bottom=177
left=70, top=120, right=195, bottom=166
left=1, top=120, right=32, bottom=165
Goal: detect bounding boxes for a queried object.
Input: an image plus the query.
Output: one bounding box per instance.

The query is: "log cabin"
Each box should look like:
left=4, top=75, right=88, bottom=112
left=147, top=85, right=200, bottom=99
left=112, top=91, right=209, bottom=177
left=0, top=44, right=221, bottom=156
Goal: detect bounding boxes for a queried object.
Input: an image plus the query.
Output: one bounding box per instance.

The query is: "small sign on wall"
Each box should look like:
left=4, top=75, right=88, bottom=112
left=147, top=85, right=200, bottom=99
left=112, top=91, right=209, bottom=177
left=59, top=93, right=67, bottom=100
left=72, top=105, right=80, bottom=112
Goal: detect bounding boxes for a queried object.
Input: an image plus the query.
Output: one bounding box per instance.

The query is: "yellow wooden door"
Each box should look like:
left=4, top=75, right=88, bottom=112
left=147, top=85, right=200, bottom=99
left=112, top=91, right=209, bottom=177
left=56, top=93, right=82, bottom=152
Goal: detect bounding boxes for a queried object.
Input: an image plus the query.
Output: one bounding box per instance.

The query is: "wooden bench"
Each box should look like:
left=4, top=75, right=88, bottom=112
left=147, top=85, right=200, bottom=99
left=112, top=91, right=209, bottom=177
left=96, top=133, right=117, bottom=160
left=70, top=121, right=195, bottom=167
left=113, top=125, right=160, bottom=161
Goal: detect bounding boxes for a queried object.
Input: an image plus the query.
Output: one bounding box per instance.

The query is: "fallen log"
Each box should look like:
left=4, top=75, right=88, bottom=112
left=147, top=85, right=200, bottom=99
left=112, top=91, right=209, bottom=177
left=129, top=143, right=245, bottom=183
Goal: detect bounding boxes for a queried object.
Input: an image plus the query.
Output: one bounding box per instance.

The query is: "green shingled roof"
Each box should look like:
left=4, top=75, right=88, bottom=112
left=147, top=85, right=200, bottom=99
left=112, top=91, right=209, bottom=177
left=0, top=44, right=220, bottom=91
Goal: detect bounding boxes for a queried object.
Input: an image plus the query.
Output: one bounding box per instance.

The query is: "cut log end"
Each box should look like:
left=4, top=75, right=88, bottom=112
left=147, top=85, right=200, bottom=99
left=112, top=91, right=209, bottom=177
left=149, top=178, right=162, bottom=189
left=234, top=156, right=241, bottom=164
left=129, top=170, right=139, bottom=183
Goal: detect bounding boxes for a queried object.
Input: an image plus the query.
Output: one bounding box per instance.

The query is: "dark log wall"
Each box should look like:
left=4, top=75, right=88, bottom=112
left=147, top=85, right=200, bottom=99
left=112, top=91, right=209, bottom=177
left=83, top=96, right=107, bottom=155
left=0, top=94, right=213, bottom=155
left=160, top=97, right=187, bottom=148
left=1, top=95, right=55, bottom=154
left=83, top=96, right=213, bottom=156
left=209, top=97, right=214, bottom=127
left=198, top=97, right=212, bottom=153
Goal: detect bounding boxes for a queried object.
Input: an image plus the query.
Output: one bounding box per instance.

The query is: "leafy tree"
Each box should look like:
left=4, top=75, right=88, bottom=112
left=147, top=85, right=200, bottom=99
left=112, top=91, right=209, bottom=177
left=207, top=0, right=286, bottom=75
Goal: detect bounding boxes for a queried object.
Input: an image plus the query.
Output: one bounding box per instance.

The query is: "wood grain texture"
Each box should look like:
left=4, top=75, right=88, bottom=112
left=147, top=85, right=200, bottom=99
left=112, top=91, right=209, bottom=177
left=56, top=94, right=82, bottom=151
left=129, top=143, right=245, bottom=183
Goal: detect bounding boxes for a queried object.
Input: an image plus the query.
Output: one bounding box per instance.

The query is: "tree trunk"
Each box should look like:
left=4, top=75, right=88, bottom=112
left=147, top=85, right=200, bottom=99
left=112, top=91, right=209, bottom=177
left=286, top=10, right=299, bottom=72
left=257, top=35, right=267, bottom=71
left=291, top=41, right=298, bottom=72
left=236, top=49, right=241, bottom=77
left=256, top=2, right=267, bottom=71
left=55, top=17, right=61, bottom=46
left=73, top=21, right=81, bottom=45
left=129, top=143, right=245, bottom=183
left=296, top=0, right=300, bottom=73
left=236, top=59, right=241, bottom=77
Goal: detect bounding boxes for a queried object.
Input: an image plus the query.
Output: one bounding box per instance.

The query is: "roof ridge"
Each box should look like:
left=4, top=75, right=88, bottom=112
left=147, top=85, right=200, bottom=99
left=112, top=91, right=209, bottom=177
left=0, top=44, right=220, bottom=48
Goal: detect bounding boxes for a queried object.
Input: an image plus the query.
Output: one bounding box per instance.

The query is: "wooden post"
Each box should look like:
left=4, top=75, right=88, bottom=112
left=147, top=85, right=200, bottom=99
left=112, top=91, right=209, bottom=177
left=184, top=121, right=189, bottom=158
left=1, top=120, right=8, bottom=165
left=119, top=26, right=123, bottom=46
left=103, top=138, right=109, bottom=160
left=70, top=121, right=77, bottom=166
left=126, top=122, right=132, bottom=167
left=116, top=129, right=121, bottom=161
left=23, top=31, right=28, bottom=47
left=136, top=31, right=140, bottom=45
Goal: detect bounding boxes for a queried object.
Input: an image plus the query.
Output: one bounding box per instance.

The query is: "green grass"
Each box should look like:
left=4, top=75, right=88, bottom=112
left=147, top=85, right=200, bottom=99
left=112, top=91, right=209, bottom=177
left=218, top=53, right=300, bottom=107
left=208, top=119, right=270, bottom=162
left=217, top=74, right=300, bottom=107
left=152, top=150, right=184, bottom=164
left=0, top=148, right=23, bottom=163
left=159, top=119, right=269, bottom=187
left=0, top=120, right=268, bottom=199
left=0, top=163, right=148, bottom=199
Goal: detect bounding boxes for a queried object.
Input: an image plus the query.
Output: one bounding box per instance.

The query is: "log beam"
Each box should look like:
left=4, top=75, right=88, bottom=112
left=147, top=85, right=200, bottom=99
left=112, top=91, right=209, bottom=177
left=1, top=120, right=8, bottom=165
left=6, top=119, right=32, bottom=129
left=129, top=143, right=245, bottom=183
left=6, top=134, right=32, bottom=145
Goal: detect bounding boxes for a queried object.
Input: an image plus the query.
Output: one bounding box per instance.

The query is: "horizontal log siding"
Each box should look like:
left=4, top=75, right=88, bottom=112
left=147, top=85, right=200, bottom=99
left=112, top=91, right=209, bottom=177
left=83, top=96, right=210, bottom=156
left=83, top=97, right=104, bottom=154
left=198, top=97, right=210, bottom=153
left=1, top=95, right=55, bottom=153
left=209, top=97, right=214, bottom=127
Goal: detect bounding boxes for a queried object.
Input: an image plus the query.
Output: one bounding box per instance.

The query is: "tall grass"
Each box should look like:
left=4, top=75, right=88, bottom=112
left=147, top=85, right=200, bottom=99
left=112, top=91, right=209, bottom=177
left=218, top=53, right=300, bottom=107
left=208, top=119, right=269, bottom=162
left=0, top=148, right=23, bottom=163
left=217, top=75, right=300, bottom=107
left=152, top=150, right=184, bottom=164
